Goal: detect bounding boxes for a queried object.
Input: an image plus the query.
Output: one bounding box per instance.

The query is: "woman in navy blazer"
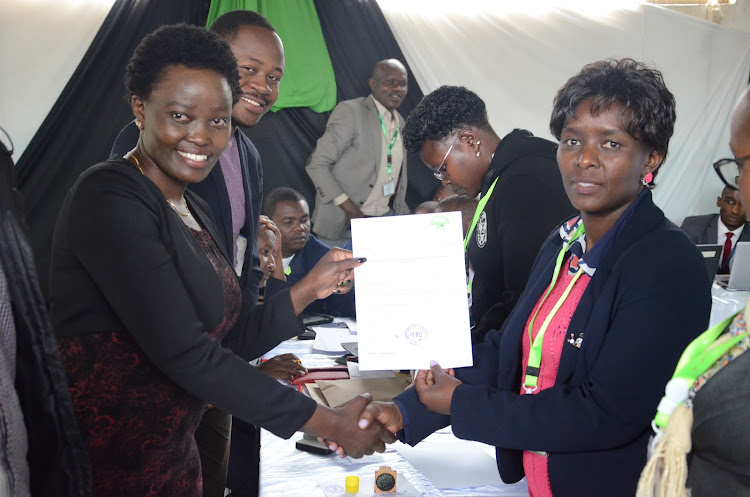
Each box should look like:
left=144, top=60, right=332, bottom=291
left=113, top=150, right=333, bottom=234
left=351, top=59, right=712, bottom=497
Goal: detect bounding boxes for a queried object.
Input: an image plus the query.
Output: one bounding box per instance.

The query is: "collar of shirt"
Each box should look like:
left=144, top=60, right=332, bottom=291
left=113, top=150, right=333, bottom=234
left=558, top=189, right=648, bottom=276
left=718, top=218, right=744, bottom=242
left=282, top=254, right=295, bottom=271
left=371, top=95, right=396, bottom=130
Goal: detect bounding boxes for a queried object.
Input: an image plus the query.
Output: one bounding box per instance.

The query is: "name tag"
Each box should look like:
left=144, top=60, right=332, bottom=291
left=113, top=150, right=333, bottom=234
left=383, top=179, right=396, bottom=197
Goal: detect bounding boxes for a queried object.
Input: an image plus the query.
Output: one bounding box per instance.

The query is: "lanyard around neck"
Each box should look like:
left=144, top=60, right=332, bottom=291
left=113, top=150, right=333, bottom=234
left=463, top=177, right=499, bottom=252
left=654, top=309, right=749, bottom=428
left=523, top=223, right=586, bottom=392
left=376, top=111, right=399, bottom=178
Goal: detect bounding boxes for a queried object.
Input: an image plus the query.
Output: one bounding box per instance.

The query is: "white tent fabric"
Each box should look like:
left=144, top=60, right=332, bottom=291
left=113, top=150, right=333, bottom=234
left=0, top=0, right=116, bottom=163
left=378, top=0, right=750, bottom=225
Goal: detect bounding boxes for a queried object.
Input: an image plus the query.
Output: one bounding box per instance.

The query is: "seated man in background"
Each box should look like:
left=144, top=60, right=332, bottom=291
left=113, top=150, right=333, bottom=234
left=263, top=187, right=356, bottom=317
left=413, top=200, right=438, bottom=214
left=432, top=184, right=454, bottom=203
left=681, top=186, right=749, bottom=273
left=434, top=194, right=478, bottom=237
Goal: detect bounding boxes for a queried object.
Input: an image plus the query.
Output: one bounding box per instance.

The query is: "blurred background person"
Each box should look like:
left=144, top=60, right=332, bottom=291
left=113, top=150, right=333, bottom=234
left=431, top=184, right=454, bottom=203
left=681, top=186, right=749, bottom=274
left=638, top=85, right=750, bottom=497
left=0, top=130, right=91, bottom=497
left=413, top=200, right=438, bottom=214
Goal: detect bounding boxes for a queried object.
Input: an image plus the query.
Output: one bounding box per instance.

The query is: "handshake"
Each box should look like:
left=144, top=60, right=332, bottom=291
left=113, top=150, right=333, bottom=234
left=303, top=361, right=461, bottom=458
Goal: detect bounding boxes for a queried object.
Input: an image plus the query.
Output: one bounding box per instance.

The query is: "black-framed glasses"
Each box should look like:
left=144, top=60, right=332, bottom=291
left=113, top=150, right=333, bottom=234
left=713, top=154, right=750, bottom=190
left=433, top=136, right=458, bottom=181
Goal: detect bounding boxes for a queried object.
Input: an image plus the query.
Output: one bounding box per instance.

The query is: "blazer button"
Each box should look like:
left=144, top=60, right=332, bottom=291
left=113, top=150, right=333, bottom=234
left=359, top=201, right=364, bottom=205
left=369, top=184, right=374, bottom=188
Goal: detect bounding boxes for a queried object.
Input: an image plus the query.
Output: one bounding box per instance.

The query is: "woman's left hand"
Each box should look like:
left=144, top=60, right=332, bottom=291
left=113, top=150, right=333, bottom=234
left=258, top=353, right=307, bottom=381
left=415, top=361, right=462, bottom=415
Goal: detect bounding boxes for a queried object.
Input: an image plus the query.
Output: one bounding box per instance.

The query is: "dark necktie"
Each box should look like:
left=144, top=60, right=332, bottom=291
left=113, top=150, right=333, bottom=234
left=721, top=232, right=734, bottom=273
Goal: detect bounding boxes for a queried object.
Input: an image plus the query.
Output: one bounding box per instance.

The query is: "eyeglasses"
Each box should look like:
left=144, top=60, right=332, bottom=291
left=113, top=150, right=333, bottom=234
left=433, top=136, right=458, bottom=181
left=713, top=154, right=750, bottom=190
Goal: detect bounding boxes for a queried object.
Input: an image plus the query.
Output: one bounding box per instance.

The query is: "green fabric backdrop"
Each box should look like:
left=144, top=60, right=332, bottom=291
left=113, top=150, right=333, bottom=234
left=206, top=0, right=337, bottom=113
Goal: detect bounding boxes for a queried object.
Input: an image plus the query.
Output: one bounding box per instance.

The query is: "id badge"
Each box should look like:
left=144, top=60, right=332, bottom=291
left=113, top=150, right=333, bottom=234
left=383, top=179, right=396, bottom=197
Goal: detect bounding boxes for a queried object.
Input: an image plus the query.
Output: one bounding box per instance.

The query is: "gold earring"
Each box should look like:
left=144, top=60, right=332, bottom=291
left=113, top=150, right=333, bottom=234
left=135, top=119, right=143, bottom=131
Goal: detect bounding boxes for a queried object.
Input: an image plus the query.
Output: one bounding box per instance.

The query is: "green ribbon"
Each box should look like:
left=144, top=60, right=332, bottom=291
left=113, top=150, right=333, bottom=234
left=463, top=177, right=499, bottom=252
left=654, top=309, right=749, bottom=427
left=523, top=223, right=586, bottom=392
left=376, top=109, right=399, bottom=178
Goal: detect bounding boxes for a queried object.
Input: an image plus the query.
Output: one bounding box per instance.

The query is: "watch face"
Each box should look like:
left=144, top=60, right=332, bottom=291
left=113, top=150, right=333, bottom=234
left=375, top=472, right=396, bottom=491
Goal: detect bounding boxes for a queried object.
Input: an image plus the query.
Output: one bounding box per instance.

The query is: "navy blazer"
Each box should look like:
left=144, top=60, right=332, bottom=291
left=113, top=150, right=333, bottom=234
left=110, top=122, right=264, bottom=319
left=394, top=191, right=711, bottom=497
left=287, top=234, right=356, bottom=317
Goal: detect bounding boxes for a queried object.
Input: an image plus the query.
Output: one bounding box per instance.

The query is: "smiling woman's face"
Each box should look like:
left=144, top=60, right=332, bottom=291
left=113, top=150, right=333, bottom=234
left=134, top=64, right=233, bottom=187
left=556, top=98, right=661, bottom=222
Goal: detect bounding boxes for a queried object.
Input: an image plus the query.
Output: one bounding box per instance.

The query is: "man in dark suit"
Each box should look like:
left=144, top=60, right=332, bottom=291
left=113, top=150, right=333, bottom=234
left=306, top=59, right=410, bottom=247
left=263, top=187, right=356, bottom=318
left=111, top=11, right=287, bottom=497
left=681, top=186, right=749, bottom=272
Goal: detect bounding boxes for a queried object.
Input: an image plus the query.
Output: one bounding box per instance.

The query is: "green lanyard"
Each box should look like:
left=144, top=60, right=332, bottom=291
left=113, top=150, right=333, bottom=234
left=463, top=178, right=499, bottom=252
left=284, top=266, right=292, bottom=276
left=377, top=111, right=399, bottom=178
left=653, top=309, right=749, bottom=428
left=523, top=223, right=586, bottom=393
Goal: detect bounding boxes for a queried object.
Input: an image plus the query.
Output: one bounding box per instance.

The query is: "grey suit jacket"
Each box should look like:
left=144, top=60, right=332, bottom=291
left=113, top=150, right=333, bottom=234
left=680, top=213, right=750, bottom=244
left=306, top=96, right=408, bottom=240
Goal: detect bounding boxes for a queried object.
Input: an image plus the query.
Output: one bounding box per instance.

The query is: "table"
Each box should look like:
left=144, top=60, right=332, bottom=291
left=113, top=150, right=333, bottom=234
left=710, top=283, right=748, bottom=327
left=258, top=285, right=744, bottom=496
left=259, top=338, right=528, bottom=497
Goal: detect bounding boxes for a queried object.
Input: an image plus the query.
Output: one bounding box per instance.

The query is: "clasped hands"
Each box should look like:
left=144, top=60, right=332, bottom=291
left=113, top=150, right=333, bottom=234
left=321, top=361, right=462, bottom=457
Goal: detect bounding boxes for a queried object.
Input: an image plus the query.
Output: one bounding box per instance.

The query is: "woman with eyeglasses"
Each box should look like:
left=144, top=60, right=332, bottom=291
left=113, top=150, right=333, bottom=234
left=350, top=59, right=712, bottom=497
left=638, top=86, right=750, bottom=497
left=401, top=86, right=575, bottom=345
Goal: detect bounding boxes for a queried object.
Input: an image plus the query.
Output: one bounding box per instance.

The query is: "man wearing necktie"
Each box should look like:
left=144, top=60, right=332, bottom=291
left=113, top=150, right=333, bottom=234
left=681, top=186, right=750, bottom=274
left=306, top=59, right=410, bottom=247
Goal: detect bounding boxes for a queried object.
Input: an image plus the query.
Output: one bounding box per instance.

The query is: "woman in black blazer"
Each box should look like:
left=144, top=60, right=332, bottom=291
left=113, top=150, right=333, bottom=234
left=50, top=25, right=391, bottom=497
left=351, top=59, right=712, bottom=497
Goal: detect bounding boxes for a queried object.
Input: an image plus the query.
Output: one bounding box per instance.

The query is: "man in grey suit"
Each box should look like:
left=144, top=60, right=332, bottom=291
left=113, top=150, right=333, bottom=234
left=306, top=59, right=410, bottom=246
left=681, top=186, right=750, bottom=272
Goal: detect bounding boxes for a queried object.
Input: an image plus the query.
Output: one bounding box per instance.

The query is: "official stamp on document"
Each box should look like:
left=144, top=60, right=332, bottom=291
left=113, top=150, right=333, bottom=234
left=404, top=324, right=427, bottom=345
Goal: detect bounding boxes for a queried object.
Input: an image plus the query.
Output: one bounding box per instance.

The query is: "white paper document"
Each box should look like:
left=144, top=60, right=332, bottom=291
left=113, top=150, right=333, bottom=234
left=351, top=212, right=472, bottom=370
left=311, top=323, right=355, bottom=353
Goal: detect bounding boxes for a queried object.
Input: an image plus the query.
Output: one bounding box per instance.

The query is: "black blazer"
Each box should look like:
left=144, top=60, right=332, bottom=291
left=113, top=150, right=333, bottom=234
left=468, top=129, right=576, bottom=341
left=110, top=122, right=264, bottom=317
left=50, top=159, right=316, bottom=438
left=395, top=191, right=712, bottom=497
left=680, top=213, right=750, bottom=245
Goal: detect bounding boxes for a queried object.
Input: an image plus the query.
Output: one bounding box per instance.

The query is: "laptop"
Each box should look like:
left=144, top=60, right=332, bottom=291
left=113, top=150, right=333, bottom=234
left=697, top=244, right=722, bottom=282
left=719, top=241, right=750, bottom=291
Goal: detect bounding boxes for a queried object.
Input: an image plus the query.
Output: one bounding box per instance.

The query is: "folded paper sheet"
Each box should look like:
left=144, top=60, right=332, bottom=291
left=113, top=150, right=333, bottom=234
left=351, top=212, right=472, bottom=370
left=315, top=377, right=410, bottom=408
